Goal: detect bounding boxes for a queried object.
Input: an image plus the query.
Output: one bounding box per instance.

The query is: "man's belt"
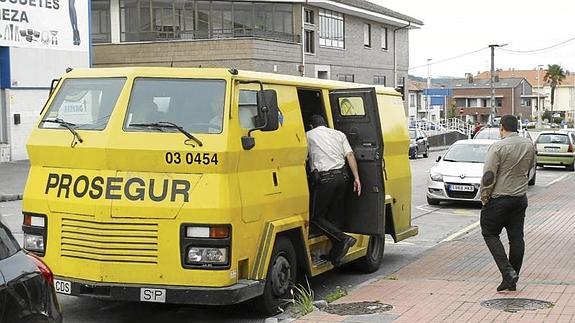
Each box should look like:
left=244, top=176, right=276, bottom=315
left=318, top=168, right=345, bottom=179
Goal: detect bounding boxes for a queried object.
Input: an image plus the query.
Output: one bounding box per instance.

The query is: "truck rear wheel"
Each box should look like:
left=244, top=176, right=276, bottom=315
left=354, top=235, right=384, bottom=273
left=256, top=236, right=297, bottom=315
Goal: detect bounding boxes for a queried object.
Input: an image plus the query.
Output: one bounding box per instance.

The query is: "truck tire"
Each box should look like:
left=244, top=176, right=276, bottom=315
left=256, top=236, right=297, bottom=316
left=354, top=235, right=384, bottom=273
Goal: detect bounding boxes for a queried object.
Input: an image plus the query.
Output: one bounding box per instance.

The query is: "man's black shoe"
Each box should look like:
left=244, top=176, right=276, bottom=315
left=332, top=236, right=357, bottom=267
left=497, top=271, right=519, bottom=291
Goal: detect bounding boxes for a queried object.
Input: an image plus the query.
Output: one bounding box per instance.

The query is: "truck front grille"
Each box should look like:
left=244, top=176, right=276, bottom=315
left=61, top=218, right=159, bottom=264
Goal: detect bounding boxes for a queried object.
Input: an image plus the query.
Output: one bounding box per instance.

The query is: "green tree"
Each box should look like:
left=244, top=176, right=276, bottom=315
left=544, top=64, right=566, bottom=111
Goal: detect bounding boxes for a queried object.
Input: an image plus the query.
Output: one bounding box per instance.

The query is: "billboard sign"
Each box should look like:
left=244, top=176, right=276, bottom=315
left=0, top=0, right=88, bottom=52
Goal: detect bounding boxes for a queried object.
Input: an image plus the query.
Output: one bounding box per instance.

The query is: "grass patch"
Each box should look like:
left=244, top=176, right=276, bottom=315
left=290, top=279, right=315, bottom=316
left=325, top=286, right=348, bottom=303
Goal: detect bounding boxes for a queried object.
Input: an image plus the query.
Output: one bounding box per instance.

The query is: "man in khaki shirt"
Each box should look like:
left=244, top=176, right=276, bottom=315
left=480, top=115, right=536, bottom=292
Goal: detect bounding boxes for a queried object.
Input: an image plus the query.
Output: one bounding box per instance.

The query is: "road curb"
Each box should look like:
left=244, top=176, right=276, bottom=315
left=0, top=193, right=22, bottom=203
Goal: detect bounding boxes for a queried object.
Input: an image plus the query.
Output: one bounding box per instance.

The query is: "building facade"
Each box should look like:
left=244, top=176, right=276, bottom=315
left=446, top=77, right=533, bottom=124
left=90, top=0, right=422, bottom=88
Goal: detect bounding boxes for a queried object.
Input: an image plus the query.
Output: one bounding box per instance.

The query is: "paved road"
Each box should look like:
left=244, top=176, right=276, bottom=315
left=0, top=156, right=570, bottom=322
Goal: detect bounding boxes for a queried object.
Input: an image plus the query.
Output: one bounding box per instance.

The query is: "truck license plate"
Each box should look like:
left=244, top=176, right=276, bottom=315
left=54, top=279, right=72, bottom=294
left=140, top=288, right=166, bottom=303
left=450, top=184, right=473, bottom=192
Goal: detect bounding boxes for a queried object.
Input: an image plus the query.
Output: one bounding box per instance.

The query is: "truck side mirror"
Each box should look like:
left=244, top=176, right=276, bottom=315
left=242, top=89, right=280, bottom=150
left=254, top=90, right=279, bottom=132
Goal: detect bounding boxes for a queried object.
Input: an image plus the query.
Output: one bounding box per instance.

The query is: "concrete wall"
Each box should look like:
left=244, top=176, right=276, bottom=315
left=427, top=131, right=469, bottom=148
left=93, top=38, right=303, bottom=75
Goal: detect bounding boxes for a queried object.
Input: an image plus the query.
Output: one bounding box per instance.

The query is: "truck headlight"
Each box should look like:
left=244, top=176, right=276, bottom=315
left=186, top=247, right=228, bottom=265
left=430, top=172, right=443, bottom=182
left=24, top=234, right=45, bottom=252
left=22, top=213, right=47, bottom=255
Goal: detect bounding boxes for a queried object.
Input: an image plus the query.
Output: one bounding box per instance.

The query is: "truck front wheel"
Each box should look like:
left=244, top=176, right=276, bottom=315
left=256, top=236, right=297, bottom=315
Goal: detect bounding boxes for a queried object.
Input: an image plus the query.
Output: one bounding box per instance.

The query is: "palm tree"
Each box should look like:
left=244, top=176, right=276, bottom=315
left=544, top=64, right=566, bottom=112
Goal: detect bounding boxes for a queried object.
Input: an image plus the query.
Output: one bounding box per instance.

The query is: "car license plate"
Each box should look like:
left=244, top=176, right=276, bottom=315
left=140, top=288, right=166, bottom=303
left=545, top=147, right=559, bottom=152
left=450, top=184, right=474, bottom=192
left=54, top=279, right=72, bottom=294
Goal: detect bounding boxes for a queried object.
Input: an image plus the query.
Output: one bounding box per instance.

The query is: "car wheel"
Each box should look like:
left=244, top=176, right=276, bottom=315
left=423, top=146, right=429, bottom=158
left=255, top=236, right=297, bottom=315
left=567, top=162, right=575, bottom=171
left=528, top=170, right=536, bottom=186
left=536, top=163, right=543, bottom=168
left=427, top=196, right=440, bottom=205
left=353, top=235, right=385, bottom=273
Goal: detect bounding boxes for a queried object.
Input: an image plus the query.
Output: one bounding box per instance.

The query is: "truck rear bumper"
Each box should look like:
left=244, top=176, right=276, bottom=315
left=54, top=276, right=265, bottom=305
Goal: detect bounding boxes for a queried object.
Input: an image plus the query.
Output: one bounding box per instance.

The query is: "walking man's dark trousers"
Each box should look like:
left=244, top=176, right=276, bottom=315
left=481, top=195, right=528, bottom=286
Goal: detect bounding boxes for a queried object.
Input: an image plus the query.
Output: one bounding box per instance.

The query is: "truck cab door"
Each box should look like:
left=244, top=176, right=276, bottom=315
left=329, top=88, right=384, bottom=235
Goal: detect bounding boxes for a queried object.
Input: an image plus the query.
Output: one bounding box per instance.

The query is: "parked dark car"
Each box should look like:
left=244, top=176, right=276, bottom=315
left=0, top=220, right=62, bottom=323
left=409, top=128, right=429, bottom=159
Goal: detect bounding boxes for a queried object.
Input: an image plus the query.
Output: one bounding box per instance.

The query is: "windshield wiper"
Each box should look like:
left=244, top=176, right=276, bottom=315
left=130, top=121, right=203, bottom=147
left=42, top=118, right=83, bottom=145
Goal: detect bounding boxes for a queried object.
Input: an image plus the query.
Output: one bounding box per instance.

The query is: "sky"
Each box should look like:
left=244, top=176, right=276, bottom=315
left=371, top=0, right=575, bottom=79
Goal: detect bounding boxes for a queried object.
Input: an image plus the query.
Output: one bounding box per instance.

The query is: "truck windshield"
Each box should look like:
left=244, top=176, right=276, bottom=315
left=125, top=78, right=226, bottom=134
left=41, top=78, right=126, bottom=130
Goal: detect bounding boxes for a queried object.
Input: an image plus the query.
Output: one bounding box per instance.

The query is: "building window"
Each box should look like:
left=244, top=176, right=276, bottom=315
left=381, top=27, right=387, bottom=50
left=337, top=74, right=354, bottom=83
left=91, top=0, right=111, bottom=43
left=363, top=23, right=371, bottom=47
left=119, top=1, right=295, bottom=42
left=305, top=30, right=315, bottom=54
left=455, top=98, right=466, bottom=107
left=373, top=75, right=386, bottom=85
left=304, top=9, right=314, bottom=25
left=496, top=98, right=503, bottom=107
left=319, top=9, right=344, bottom=49
left=409, top=93, right=416, bottom=107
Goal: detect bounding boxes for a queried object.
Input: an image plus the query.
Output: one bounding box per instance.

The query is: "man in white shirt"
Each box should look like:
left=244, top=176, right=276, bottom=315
left=307, top=115, right=361, bottom=266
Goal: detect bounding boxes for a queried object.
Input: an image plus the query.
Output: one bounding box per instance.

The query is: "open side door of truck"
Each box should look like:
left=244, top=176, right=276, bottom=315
left=329, top=88, right=385, bottom=236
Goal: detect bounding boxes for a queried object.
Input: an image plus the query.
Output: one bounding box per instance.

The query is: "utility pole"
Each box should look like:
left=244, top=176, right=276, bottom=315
left=427, top=58, right=432, bottom=123
left=489, top=44, right=507, bottom=125
left=536, top=64, right=543, bottom=128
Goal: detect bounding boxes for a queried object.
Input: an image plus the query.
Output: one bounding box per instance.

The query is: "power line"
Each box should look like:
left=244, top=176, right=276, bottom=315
left=501, top=36, right=575, bottom=54
left=409, top=47, right=488, bottom=71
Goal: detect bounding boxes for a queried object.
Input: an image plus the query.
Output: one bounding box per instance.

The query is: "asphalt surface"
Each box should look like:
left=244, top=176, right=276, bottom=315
left=0, top=153, right=570, bottom=322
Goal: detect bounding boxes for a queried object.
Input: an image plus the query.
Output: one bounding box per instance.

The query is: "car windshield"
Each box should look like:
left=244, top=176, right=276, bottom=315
left=41, top=78, right=126, bottom=130
left=537, top=134, right=569, bottom=144
left=125, top=78, right=226, bottom=134
left=409, top=130, right=416, bottom=139
left=474, top=128, right=500, bottom=140
left=443, top=143, right=490, bottom=163
left=0, top=223, right=20, bottom=260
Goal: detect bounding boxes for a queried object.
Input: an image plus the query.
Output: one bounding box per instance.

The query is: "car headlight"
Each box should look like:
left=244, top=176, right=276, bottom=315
left=186, top=247, right=228, bottom=265
left=430, top=171, right=443, bottom=182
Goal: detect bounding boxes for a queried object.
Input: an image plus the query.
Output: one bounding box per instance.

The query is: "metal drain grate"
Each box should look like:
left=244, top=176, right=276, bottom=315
left=480, top=298, right=554, bottom=313
left=323, top=301, right=393, bottom=316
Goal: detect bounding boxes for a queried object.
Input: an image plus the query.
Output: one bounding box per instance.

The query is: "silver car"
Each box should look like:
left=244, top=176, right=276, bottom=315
left=427, top=139, right=496, bottom=205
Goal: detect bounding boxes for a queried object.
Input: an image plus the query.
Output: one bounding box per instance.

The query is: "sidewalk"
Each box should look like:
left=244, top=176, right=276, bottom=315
left=298, top=175, right=575, bottom=322
left=0, top=160, right=29, bottom=202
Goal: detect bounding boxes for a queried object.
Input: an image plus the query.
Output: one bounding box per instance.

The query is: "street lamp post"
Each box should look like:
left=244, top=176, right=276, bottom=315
left=537, top=65, right=543, bottom=128
left=489, top=44, right=507, bottom=125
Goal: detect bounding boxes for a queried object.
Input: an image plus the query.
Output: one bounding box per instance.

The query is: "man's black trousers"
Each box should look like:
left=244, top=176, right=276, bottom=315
left=310, top=171, right=347, bottom=244
left=480, top=195, right=528, bottom=279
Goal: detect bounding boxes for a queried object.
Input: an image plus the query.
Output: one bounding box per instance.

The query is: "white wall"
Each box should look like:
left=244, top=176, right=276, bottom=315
left=10, top=47, right=89, bottom=87
left=6, top=89, right=51, bottom=160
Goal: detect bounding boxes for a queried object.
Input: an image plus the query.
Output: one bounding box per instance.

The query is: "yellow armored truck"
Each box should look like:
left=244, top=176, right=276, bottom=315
left=22, top=67, right=417, bottom=314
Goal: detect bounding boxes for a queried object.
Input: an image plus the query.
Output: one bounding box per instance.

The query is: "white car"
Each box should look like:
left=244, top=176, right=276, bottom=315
left=427, top=139, right=496, bottom=205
